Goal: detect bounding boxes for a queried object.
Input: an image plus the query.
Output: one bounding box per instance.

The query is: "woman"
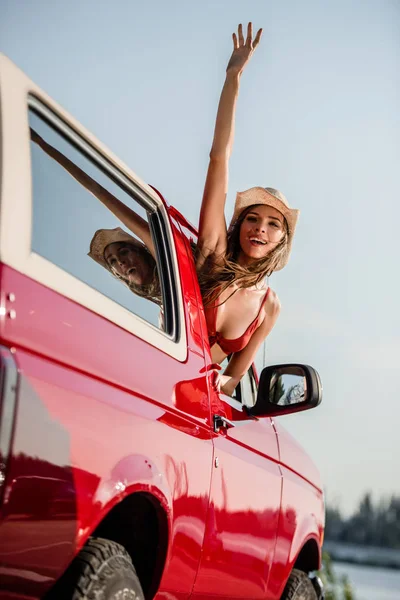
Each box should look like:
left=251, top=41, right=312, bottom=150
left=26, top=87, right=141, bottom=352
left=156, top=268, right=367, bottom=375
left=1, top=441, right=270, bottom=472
left=88, top=227, right=161, bottom=305
left=196, top=23, right=299, bottom=396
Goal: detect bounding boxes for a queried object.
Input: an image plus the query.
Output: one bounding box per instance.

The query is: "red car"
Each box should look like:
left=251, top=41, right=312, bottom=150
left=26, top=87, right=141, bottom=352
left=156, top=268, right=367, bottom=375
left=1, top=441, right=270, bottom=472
left=0, top=55, right=324, bottom=600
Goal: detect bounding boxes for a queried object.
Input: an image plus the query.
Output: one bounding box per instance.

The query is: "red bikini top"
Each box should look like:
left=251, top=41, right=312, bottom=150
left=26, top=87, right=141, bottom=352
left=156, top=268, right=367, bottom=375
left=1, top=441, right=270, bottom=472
left=205, top=287, right=270, bottom=355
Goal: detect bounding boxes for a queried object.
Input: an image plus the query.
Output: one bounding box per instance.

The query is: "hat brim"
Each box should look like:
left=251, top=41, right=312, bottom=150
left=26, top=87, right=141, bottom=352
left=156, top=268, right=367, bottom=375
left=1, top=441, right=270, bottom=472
left=88, top=227, right=145, bottom=271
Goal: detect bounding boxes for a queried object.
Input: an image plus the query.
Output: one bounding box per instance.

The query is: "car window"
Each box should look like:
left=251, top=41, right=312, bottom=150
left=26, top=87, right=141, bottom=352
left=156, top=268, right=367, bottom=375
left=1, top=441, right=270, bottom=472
left=29, top=108, right=165, bottom=332
left=240, top=367, right=257, bottom=408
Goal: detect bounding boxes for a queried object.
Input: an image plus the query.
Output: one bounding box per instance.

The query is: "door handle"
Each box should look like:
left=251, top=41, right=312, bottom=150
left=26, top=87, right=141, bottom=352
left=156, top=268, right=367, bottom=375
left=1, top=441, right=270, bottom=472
left=213, top=414, right=235, bottom=433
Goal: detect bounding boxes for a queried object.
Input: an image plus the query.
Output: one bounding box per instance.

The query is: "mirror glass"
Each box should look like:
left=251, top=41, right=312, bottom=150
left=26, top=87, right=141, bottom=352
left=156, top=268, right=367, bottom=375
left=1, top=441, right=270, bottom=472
left=269, top=367, right=307, bottom=406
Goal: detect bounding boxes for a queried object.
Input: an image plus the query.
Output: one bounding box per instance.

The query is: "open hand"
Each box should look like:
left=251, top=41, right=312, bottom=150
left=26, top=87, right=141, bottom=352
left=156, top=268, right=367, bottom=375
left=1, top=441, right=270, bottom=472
left=226, top=22, right=262, bottom=76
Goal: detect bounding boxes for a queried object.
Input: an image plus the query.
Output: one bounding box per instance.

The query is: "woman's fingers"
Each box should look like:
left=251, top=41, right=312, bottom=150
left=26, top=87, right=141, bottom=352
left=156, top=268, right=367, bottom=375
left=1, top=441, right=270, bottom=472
left=235, top=22, right=262, bottom=49
left=238, top=23, right=244, bottom=46
left=253, top=27, right=263, bottom=49
left=245, top=22, right=252, bottom=47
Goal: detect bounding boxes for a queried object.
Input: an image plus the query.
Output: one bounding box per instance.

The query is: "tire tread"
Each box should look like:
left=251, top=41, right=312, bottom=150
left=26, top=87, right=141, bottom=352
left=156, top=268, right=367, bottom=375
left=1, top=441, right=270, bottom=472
left=47, top=536, right=144, bottom=600
left=281, top=568, right=318, bottom=600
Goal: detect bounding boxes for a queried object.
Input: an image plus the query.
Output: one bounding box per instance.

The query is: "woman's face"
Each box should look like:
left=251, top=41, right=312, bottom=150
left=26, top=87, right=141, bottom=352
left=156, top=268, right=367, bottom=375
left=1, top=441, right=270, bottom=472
left=104, top=242, right=152, bottom=286
left=238, top=205, right=285, bottom=263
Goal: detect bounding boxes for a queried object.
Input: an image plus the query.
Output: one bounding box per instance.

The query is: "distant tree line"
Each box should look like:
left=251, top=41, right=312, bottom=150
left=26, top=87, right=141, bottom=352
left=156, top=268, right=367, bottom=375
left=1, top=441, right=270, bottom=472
left=325, top=492, right=400, bottom=549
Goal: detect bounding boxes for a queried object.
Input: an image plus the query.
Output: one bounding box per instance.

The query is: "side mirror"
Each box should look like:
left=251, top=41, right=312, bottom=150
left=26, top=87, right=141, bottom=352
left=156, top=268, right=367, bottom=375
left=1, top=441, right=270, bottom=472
left=248, top=364, right=322, bottom=418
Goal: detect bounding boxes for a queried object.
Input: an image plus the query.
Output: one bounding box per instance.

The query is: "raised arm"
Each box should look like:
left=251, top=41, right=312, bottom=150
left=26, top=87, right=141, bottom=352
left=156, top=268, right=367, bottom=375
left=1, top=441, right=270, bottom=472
left=197, top=23, right=262, bottom=269
left=30, top=128, right=155, bottom=257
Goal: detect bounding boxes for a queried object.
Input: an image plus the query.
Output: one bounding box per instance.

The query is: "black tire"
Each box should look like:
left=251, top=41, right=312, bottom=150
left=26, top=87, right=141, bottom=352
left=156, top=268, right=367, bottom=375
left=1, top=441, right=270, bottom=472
left=49, top=537, right=145, bottom=600
left=281, top=568, right=318, bottom=600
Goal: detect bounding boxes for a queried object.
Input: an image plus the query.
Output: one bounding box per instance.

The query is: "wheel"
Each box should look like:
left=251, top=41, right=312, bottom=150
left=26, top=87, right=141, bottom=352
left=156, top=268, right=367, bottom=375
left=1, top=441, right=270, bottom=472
left=48, top=537, right=145, bottom=600
left=281, top=568, right=318, bottom=600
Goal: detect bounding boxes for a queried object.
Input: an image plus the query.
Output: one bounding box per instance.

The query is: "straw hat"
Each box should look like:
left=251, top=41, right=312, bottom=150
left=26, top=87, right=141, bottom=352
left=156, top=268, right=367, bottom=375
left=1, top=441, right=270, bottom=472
left=88, top=227, right=144, bottom=270
left=229, top=187, right=300, bottom=271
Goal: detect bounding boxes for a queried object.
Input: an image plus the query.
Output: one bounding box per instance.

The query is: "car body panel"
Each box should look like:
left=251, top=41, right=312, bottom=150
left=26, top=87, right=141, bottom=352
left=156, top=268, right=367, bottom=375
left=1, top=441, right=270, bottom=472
left=192, top=418, right=282, bottom=599
left=0, top=264, right=214, bottom=598
left=273, top=420, right=323, bottom=494
left=267, top=423, right=325, bottom=598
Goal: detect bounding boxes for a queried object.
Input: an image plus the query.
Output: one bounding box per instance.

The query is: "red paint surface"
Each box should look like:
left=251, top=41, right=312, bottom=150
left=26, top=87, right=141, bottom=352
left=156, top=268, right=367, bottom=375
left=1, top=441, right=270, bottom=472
left=0, top=222, right=324, bottom=599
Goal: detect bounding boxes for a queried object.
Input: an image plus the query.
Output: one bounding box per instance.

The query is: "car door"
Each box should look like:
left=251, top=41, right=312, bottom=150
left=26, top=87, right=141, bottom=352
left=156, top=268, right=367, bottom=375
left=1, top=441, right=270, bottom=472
left=0, top=54, right=214, bottom=599
left=192, top=364, right=283, bottom=599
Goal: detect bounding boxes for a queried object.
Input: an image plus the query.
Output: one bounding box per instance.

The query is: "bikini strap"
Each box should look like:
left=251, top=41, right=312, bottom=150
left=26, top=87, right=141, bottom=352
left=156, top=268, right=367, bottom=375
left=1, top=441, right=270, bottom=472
left=244, top=287, right=271, bottom=335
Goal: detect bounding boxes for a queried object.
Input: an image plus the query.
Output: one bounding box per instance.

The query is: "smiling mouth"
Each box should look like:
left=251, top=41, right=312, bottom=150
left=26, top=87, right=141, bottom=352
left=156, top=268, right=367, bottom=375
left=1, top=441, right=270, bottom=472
left=249, top=238, right=267, bottom=246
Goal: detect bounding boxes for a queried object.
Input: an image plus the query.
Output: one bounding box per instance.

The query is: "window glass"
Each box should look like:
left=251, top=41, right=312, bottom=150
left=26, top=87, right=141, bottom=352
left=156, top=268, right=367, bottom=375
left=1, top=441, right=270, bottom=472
left=29, top=110, right=164, bottom=330
left=240, top=368, right=257, bottom=408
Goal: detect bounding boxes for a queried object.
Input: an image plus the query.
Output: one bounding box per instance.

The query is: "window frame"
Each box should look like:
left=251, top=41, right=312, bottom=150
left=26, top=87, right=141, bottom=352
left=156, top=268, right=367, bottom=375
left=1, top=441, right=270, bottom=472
left=0, top=55, right=187, bottom=361
left=236, top=365, right=258, bottom=408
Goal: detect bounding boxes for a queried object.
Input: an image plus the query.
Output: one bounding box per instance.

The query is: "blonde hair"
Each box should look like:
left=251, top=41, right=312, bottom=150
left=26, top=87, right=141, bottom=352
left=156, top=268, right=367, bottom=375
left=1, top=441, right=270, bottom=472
left=197, top=205, right=289, bottom=307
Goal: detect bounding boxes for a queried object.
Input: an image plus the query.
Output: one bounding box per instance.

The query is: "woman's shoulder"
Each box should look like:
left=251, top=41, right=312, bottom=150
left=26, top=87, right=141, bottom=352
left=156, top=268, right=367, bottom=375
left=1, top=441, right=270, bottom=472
left=264, top=287, right=281, bottom=317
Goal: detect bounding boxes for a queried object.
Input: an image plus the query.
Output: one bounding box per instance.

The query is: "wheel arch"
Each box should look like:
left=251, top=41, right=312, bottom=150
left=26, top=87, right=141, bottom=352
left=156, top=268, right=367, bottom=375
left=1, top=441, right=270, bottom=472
left=91, top=491, right=169, bottom=598
left=271, top=538, right=321, bottom=600
left=268, top=528, right=322, bottom=598
left=293, top=537, right=321, bottom=573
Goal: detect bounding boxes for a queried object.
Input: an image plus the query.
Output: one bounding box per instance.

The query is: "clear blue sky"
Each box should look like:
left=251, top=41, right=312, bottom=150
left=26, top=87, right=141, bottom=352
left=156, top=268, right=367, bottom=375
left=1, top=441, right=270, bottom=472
left=2, top=0, right=399, bottom=514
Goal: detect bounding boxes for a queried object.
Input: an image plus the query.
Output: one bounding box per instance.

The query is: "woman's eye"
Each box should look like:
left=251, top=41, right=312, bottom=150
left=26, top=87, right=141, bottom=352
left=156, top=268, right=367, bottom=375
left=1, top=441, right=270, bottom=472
left=119, top=248, right=128, bottom=255
left=269, top=222, right=279, bottom=228
left=247, top=216, right=257, bottom=222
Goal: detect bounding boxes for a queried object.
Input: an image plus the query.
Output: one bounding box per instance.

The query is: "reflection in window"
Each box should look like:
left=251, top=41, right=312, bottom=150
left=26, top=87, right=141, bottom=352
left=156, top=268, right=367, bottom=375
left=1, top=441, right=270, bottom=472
left=89, top=227, right=161, bottom=306
left=29, top=110, right=164, bottom=330
left=240, top=368, right=257, bottom=408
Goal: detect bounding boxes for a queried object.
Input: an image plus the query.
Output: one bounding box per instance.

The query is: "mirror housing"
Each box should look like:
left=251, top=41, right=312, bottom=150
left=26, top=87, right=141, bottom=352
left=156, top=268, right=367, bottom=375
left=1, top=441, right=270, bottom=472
left=248, top=364, right=322, bottom=418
